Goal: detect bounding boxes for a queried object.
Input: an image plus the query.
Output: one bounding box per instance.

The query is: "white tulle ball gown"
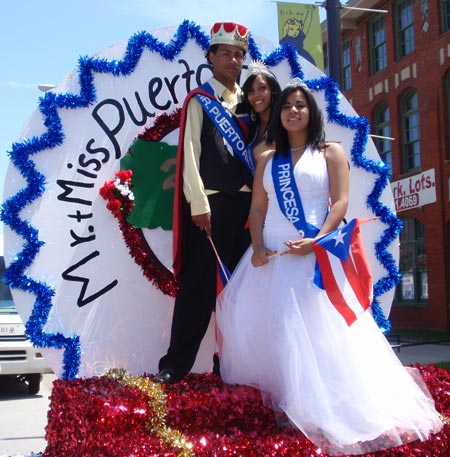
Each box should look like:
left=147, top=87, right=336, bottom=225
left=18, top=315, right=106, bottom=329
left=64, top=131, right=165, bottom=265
left=216, top=147, right=443, bottom=456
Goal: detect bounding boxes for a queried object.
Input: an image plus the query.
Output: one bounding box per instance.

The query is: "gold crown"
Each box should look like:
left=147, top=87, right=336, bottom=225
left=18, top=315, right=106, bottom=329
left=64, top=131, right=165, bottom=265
left=210, top=22, right=249, bottom=52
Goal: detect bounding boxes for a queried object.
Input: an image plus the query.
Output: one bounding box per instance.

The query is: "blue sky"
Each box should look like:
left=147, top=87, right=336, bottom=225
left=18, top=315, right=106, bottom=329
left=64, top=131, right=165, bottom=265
left=0, top=0, right=327, bottom=243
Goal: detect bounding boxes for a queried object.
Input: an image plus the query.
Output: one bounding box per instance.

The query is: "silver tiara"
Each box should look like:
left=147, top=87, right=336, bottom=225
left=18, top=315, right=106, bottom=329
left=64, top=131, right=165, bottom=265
left=245, top=60, right=272, bottom=80
left=286, top=77, right=308, bottom=89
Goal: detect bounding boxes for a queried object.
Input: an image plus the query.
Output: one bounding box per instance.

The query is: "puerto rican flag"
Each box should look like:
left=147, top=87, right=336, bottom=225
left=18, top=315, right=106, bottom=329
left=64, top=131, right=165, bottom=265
left=312, top=218, right=374, bottom=326
left=216, top=259, right=231, bottom=296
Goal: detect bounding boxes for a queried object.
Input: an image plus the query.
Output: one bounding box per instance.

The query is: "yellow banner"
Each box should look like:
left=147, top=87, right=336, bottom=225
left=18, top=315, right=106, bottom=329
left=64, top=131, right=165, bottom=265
left=277, top=2, right=324, bottom=71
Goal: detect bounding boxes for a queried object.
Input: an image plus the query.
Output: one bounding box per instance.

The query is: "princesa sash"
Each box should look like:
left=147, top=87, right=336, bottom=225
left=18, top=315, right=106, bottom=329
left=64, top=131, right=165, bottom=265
left=271, top=149, right=320, bottom=239
left=196, top=82, right=255, bottom=174
left=271, top=149, right=326, bottom=289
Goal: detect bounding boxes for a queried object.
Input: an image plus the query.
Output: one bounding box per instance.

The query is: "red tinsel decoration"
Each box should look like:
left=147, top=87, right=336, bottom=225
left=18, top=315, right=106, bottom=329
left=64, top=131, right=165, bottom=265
left=99, top=169, right=179, bottom=297
left=138, top=110, right=181, bottom=142
left=43, top=364, right=449, bottom=457
left=99, top=112, right=183, bottom=298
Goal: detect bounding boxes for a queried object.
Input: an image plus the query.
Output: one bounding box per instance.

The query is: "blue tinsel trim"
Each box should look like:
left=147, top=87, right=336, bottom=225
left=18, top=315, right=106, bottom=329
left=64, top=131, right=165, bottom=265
left=0, top=20, right=399, bottom=378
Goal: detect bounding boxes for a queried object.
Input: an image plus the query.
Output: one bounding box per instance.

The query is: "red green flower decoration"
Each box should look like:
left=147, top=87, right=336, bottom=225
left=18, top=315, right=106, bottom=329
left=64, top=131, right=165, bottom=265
left=99, top=111, right=180, bottom=297
left=99, top=169, right=134, bottom=218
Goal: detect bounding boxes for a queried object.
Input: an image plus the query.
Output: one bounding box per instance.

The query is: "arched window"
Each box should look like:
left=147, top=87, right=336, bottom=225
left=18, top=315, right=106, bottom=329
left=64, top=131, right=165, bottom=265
left=400, top=89, right=421, bottom=172
left=373, top=104, right=392, bottom=174
left=395, top=217, right=428, bottom=304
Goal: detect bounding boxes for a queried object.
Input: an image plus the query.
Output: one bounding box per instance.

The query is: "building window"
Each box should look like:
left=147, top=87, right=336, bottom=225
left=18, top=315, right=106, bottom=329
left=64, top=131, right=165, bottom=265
left=441, top=0, right=450, bottom=32
left=355, top=35, right=362, bottom=68
left=369, top=15, right=387, bottom=74
left=400, top=89, right=421, bottom=172
left=395, top=217, right=427, bottom=305
left=342, top=39, right=351, bottom=91
left=421, top=0, right=429, bottom=20
left=373, top=104, right=393, bottom=174
left=395, top=0, right=415, bottom=59
left=446, top=73, right=450, bottom=159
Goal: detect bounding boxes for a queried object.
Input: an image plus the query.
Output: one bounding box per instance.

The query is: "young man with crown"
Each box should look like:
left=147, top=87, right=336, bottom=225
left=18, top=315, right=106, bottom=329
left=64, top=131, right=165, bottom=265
left=154, top=22, right=254, bottom=384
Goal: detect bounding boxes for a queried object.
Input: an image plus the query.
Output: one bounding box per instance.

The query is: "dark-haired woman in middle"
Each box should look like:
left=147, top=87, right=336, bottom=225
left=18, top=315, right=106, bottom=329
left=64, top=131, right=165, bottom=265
left=241, top=62, right=281, bottom=165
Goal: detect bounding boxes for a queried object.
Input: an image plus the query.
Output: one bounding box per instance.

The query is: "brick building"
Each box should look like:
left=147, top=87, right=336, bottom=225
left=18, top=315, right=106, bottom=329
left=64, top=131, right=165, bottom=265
left=323, top=0, right=450, bottom=329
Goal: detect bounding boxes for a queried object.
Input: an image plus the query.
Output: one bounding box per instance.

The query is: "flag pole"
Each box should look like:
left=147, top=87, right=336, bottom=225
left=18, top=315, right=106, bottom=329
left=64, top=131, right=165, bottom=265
left=326, top=0, right=342, bottom=87
left=268, top=248, right=290, bottom=259
left=207, top=236, right=230, bottom=281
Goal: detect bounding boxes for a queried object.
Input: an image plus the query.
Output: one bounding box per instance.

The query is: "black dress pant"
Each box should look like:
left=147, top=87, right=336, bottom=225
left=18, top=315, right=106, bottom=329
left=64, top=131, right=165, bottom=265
left=159, top=192, right=251, bottom=377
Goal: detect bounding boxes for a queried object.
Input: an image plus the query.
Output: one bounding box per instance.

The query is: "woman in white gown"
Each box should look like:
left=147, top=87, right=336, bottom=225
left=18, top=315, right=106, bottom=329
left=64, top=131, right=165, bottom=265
left=216, top=79, right=443, bottom=456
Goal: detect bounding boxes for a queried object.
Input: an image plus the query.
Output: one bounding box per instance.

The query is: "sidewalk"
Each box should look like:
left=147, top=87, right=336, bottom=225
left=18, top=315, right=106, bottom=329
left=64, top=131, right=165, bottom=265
left=394, top=342, right=450, bottom=365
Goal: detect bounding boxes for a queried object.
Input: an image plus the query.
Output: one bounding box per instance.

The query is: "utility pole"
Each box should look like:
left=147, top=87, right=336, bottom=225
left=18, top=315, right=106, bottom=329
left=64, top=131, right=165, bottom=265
left=326, top=0, right=342, bottom=87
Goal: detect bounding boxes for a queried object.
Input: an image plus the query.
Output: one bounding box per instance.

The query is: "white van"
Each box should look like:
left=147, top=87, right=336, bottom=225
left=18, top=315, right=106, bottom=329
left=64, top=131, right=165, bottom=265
left=0, top=255, right=52, bottom=394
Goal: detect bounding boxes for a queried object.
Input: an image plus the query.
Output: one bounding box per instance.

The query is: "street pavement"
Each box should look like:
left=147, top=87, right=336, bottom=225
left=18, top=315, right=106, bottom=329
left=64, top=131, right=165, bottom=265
left=1, top=344, right=450, bottom=457
left=0, top=372, right=56, bottom=457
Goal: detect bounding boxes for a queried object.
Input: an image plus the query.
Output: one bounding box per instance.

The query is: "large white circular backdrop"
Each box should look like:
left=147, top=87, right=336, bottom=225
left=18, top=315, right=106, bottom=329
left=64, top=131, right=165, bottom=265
left=2, top=22, right=400, bottom=379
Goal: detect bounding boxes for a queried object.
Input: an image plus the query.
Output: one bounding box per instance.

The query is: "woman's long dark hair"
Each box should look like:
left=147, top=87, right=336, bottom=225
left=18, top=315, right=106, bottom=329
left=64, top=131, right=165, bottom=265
left=242, top=71, right=281, bottom=140
left=268, top=80, right=325, bottom=156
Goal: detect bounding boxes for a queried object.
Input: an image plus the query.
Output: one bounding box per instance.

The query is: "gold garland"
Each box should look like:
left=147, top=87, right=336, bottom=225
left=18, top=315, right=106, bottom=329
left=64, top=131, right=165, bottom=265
left=105, top=368, right=193, bottom=456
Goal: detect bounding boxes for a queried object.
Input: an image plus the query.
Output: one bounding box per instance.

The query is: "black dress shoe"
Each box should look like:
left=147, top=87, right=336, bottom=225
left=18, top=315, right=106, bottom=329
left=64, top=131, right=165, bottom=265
left=153, top=368, right=182, bottom=384
left=213, top=353, right=221, bottom=376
